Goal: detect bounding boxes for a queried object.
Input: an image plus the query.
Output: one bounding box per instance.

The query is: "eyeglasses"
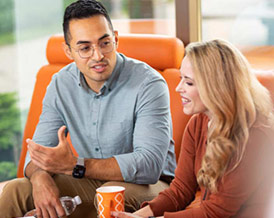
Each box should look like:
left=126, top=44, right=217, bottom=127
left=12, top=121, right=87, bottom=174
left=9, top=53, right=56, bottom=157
left=68, top=40, right=116, bottom=59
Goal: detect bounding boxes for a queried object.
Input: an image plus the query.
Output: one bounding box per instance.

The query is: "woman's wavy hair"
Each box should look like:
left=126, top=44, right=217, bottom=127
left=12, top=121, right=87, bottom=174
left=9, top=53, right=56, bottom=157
left=186, top=39, right=274, bottom=193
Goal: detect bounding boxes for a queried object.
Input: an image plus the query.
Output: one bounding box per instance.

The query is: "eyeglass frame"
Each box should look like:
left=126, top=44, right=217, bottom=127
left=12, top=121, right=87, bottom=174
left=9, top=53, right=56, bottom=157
left=67, top=40, right=117, bottom=59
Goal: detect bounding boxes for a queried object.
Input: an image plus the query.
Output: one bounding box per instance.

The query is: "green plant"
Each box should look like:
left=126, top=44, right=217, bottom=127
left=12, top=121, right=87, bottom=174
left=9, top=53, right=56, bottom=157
left=0, top=161, right=17, bottom=182
left=63, top=0, right=77, bottom=9
left=0, top=92, right=22, bottom=172
left=0, top=0, right=15, bottom=45
left=0, top=0, right=14, bottom=35
left=0, top=92, right=21, bottom=150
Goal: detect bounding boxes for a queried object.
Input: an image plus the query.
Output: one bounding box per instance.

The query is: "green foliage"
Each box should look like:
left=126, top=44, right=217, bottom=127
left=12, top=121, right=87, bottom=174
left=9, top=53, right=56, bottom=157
left=0, top=162, right=17, bottom=182
left=0, top=32, right=14, bottom=46
left=0, top=0, right=15, bottom=45
left=0, top=92, right=21, bottom=150
left=0, top=0, right=14, bottom=34
left=63, top=0, right=112, bottom=13
left=123, top=0, right=153, bottom=19
left=99, top=0, right=112, bottom=14
left=63, top=0, right=77, bottom=9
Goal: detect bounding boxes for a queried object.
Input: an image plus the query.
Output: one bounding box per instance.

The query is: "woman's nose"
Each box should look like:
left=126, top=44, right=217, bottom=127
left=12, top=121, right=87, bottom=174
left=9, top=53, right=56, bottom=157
left=176, top=81, right=185, bottom=93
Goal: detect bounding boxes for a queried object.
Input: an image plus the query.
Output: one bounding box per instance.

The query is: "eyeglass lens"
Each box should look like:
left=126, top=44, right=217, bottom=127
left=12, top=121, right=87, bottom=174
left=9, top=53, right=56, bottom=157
left=78, top=40, right=115, bottom=58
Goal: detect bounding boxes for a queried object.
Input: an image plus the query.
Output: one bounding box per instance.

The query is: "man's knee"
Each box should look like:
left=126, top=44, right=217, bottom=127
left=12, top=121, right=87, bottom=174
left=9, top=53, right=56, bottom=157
left=2, top=178, right=32, bottom=196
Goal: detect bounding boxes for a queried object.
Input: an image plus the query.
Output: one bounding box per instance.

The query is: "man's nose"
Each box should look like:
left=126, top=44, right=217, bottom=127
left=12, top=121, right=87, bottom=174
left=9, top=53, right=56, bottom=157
left=91, top=46, right=104, bottom=61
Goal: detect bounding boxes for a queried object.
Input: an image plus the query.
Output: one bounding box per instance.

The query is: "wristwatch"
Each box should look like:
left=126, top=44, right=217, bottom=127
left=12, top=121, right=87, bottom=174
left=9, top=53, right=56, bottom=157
left=72, top=157, right=86, bottom=178
left=148, top=217, right=156, bottom=218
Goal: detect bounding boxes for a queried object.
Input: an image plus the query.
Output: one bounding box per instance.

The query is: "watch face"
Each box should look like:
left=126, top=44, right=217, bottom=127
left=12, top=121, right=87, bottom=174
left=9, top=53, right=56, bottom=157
left=72, top=165, right=86, bottom=178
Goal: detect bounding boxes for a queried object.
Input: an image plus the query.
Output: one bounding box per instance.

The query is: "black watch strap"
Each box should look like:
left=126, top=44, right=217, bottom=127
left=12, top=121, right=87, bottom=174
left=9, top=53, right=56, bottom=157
left=148, top=217, right=156, bottom=218
left=77, top=157, right=84, bottom=166
left=72, top=157, right=86, bottom=179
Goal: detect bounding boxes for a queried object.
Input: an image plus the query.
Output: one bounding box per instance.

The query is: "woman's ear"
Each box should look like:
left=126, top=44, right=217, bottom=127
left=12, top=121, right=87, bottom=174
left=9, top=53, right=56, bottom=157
left=62, top=42, right=73, bottom=60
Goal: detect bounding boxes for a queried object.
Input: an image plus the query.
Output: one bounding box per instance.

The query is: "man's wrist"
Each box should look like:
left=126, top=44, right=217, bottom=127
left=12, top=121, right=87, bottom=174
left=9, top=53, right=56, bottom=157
left=29, top=168, right=55, bottom=181
left=29, top=168, right=48, bottom=181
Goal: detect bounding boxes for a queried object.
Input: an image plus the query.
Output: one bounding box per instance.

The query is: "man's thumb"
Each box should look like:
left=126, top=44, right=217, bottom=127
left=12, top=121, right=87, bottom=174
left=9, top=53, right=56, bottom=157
left=58, top=126, right=67, bottom=144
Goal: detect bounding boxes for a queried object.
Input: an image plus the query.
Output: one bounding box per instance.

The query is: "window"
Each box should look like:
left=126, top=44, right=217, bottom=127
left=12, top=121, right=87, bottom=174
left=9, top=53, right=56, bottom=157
left=102, top=0, right=176, bottom=36
left=201, top=0, right=274, bottom=70
left=0, top=0, right=64, bottom=182
left=202, top=0, right=274, bottom=46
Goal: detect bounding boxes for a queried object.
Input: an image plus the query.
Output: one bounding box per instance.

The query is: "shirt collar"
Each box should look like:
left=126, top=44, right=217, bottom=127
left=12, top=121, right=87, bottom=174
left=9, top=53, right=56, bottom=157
left=104, top=53, right=123, bottom=93
left=77, top=68, right=90, bottom=92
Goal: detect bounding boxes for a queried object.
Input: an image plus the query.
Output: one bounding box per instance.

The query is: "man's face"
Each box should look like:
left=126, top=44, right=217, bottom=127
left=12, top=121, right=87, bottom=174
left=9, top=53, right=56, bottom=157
left=64, top=15, right=118, bottom=92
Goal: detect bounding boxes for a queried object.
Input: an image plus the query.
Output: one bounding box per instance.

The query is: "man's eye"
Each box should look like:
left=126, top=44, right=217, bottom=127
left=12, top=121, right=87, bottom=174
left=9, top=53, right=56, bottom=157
left=80, top=46, right=91, bottom=52
left=100, top=41, right=111, bottom=48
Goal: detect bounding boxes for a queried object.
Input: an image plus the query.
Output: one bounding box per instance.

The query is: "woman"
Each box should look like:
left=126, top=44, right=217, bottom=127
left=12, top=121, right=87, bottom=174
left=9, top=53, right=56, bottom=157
left=112, top=39, right=274, bottom=218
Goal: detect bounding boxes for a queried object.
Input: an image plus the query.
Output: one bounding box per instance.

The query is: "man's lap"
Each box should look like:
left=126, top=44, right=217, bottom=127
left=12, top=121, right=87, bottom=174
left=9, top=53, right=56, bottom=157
left=0, top=174, right=169, bottom=217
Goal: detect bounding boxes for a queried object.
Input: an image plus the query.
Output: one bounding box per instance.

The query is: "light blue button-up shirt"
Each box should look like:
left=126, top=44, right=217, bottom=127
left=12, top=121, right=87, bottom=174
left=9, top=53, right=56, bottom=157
left=24, top=53, right=176, bottom=184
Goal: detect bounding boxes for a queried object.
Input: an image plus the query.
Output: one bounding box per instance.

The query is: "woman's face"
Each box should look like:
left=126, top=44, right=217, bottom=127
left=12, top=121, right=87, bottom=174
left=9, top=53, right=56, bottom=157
left=176, top=56, right=208, bottom=116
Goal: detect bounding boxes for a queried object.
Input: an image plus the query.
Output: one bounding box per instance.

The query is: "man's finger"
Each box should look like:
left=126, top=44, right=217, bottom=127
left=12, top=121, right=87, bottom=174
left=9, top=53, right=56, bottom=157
left=56, top=203, right=67, bottom=218
left=48, top=206, right=60, bottom=218
left=28, top=143, right=51, bottom=160
left=41, top=207, right=50, bottom=218
left=27, top=139, right=49, bottom=154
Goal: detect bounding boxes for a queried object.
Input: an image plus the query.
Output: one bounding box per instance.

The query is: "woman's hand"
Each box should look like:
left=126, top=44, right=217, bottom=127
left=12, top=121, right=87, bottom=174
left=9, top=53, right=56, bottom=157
left=111, top=211, right=145, bottom=218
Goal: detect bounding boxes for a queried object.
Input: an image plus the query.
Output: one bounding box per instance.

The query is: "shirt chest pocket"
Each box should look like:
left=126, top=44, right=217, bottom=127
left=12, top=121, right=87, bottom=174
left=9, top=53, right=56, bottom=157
left=98, top=120, right=133, bottom=156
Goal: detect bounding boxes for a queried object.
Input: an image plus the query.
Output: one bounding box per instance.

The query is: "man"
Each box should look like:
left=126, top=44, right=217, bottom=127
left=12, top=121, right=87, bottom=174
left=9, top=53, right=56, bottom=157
left=0, top=0, right=176, bottom=217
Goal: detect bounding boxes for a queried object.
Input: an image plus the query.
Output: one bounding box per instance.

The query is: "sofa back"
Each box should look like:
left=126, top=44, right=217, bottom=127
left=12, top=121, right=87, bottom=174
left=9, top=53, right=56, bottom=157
left=17, top=34, right=186, bottom=177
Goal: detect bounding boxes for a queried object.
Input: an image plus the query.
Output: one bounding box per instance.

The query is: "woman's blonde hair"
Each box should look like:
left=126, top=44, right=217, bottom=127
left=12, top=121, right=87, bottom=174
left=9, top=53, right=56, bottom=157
left=186, top=39, right=274, bottom=192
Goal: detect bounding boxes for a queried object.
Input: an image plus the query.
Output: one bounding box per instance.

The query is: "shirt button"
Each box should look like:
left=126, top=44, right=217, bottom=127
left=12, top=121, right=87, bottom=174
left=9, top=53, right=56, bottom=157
left=95, top=96, right=99, bottom=99
left=93, top=122, right=96, bottom=125
left=95, top=147, right=100, bottom=152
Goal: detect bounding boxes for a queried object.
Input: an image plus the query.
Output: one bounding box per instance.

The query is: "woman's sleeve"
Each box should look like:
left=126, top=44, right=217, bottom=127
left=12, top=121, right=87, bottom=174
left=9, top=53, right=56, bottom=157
left=144, top=115, right=201, bottom=217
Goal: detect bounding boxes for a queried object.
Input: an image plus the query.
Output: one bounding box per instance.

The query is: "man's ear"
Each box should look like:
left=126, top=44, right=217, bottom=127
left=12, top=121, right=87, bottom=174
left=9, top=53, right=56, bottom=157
left=114, top=30, right=119, bottom=48
left=62, top=42, right=73, bottom=60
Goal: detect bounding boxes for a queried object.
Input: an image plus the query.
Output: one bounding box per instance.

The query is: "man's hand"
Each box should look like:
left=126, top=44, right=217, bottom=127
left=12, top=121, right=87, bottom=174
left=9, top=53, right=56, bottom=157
left=27, top=126, right=76, bottom=175
left=30, top=170, right=66, bottom=218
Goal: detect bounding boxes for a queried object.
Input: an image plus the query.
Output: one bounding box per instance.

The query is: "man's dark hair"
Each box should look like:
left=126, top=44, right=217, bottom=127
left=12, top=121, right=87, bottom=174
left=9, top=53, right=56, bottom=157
left=63, top=0, right=113, bottom=44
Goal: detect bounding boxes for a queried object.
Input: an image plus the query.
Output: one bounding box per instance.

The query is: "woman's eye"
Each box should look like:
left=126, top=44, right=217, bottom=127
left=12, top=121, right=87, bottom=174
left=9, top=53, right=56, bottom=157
left=186, top=82, right=193, bottom=86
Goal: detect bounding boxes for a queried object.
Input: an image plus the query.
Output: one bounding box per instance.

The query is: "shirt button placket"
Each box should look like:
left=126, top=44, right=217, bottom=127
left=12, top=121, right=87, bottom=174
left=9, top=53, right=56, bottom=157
left=91, top=95, right=101, bottom=157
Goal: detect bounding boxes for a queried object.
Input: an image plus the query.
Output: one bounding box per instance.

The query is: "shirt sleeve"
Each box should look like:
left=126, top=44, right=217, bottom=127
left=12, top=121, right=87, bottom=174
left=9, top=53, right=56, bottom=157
left=24, top=74, right=65, bottom=174
left=114, top=74, right=173, bottom=184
